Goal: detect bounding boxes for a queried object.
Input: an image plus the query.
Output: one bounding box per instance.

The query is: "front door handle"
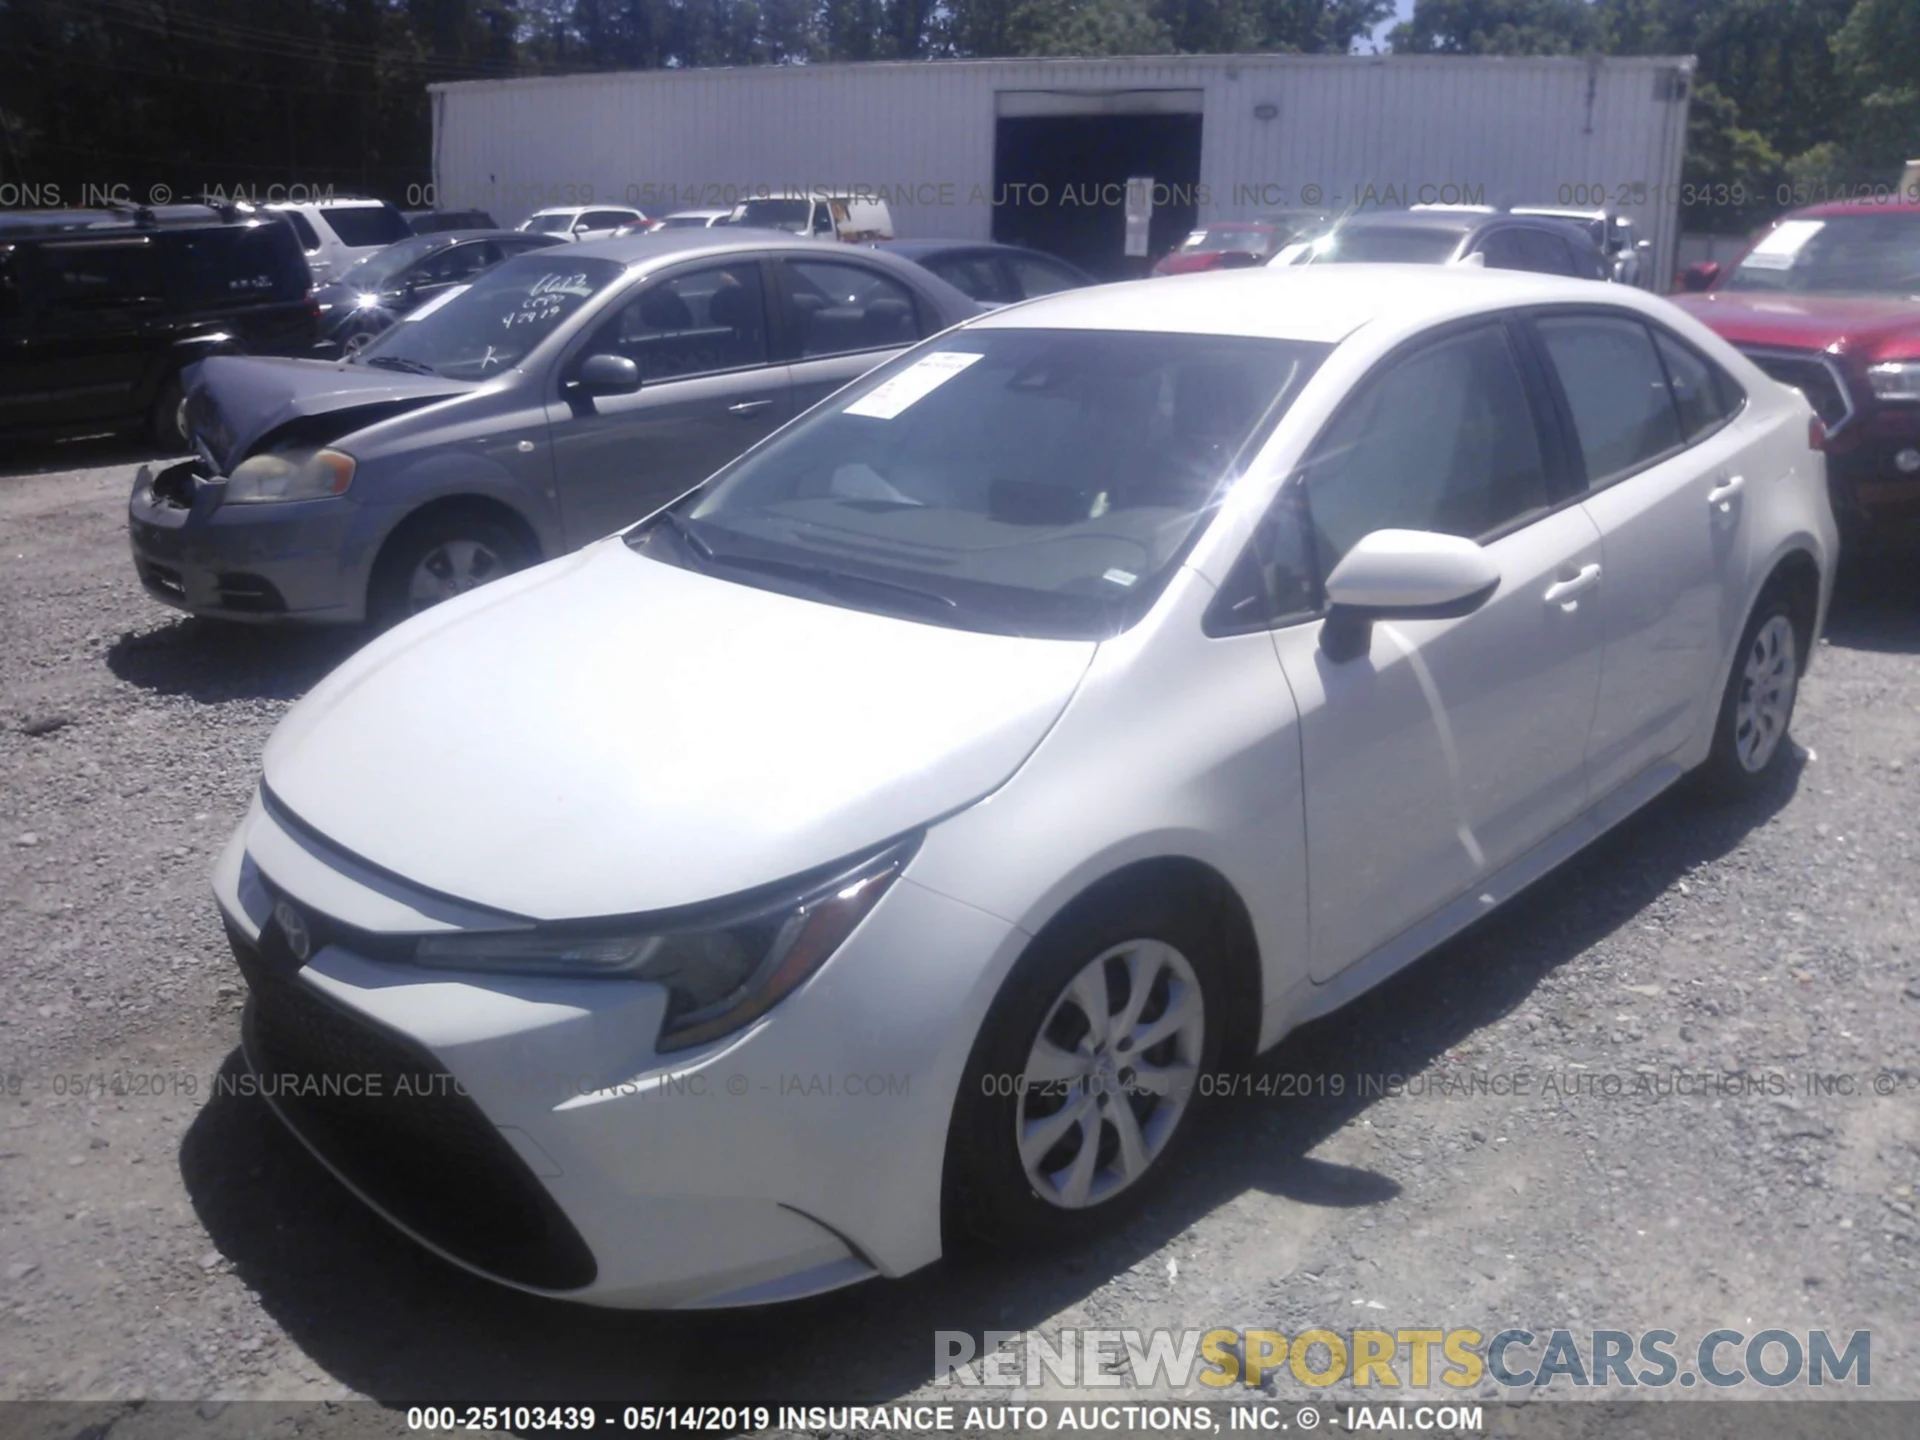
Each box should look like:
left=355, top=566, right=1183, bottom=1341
left=1543, top=563, right=1602, bottom=609
left=1707, top=474, right=1745, bottom=511
left=727, top=398, right=775, bottom=416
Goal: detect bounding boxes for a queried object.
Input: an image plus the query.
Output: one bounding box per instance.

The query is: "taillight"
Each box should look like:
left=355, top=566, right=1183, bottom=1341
left=1808, top=415, right=1827, bottom=452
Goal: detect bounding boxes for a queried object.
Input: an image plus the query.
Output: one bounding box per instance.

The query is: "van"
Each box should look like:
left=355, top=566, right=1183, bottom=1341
left=728, top=192, right=893, bottom=242
left=0, top=204, right=317, bottom=447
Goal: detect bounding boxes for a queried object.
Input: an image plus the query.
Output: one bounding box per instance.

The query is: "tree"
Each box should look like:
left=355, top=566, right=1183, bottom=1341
left=1831, top=0, right=1920, bottom=175
left=1390, top=0, right=1601, bottom=54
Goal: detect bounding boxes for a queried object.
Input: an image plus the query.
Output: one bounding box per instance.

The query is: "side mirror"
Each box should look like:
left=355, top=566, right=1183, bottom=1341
left=1680, top=260, right=1720, bottom=292
left=573, top=353, right=641, bottom=395
left=1319, top=529, right=1501, bottom=663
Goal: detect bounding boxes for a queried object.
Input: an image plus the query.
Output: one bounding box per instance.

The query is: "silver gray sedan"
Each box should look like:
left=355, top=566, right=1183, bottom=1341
left=127, top=229, right=980, bottom=626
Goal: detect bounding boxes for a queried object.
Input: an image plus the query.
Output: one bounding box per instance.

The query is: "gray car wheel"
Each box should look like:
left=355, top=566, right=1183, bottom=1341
left=369, top=510, right=530, bottom=629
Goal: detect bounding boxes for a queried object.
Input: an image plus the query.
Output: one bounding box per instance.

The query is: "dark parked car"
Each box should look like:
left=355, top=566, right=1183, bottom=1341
left=1294, top=209, right=1610, bottom=280
left=870, top=240, right=1094, bottom=307
left=0, top=204, right=317, bottom=448
left=127, top=230, right=980, bottom=625
left=403, top=208, right=498, bottom=235
left=312, top=229, right=565, bottom=355
left=1673, top=200, right=1920, bottom=542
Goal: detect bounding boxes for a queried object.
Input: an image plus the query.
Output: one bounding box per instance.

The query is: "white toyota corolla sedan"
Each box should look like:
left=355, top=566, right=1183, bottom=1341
left=213, top=264, right=1835, bottom=1308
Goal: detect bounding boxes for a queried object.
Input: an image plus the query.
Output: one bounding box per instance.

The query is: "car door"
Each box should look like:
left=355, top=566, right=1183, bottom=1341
left=1264, top=319, right=1607, bottom=982
left=544, top=257, right=792, bottom=548
left=16, top=236, right=168, bottom=428
left=775, top=255, right=928, bottom=412
left=1531, top=311, right=1752, bottom=797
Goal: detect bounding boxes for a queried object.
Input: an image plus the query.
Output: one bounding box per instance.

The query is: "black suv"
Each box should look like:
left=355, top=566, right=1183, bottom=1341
left=0, top=203, right=317, bottom=448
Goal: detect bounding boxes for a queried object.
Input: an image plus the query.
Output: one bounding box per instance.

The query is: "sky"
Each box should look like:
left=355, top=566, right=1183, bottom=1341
left=1359, top=0, right=1416, bottom=53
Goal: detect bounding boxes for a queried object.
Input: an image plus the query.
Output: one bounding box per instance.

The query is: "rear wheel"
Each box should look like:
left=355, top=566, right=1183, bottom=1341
left=368, top=509, right=530, bottom=629
left=1697, top=592, right=1801, bottom=797
left=943, top=887, right=1226, bottom=1252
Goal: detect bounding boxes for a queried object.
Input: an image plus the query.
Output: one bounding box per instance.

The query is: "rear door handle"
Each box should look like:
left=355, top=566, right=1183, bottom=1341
left=727, top=399, right=775, bottom=416
left=1707, top=474, right=1745, bottom=509
left=1543, top=563, right=1602, bottom=608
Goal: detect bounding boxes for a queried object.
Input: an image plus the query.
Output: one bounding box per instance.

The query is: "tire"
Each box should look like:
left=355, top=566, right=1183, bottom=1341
left=1696, top=591, right=1803, bottom=798
left=368, top=509, right=530, bottom=629
left=943, top=884, right=1229, bottom=1253
left=149, top=370, right=189, bottom=452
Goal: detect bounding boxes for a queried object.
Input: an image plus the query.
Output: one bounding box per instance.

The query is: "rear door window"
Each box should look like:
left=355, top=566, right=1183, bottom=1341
left=319, top=205, right=410, bottom=248
left=926, top=255, right=1010, bottom=304
left=1007, top=255, right=1085, bottom=298
left=1513, top=228, right=1578, bottom=275
left=1535, top=314, right=1685, bottom=485
left=32, top=239, right=167, bottom=312
left=1652, top=329, right=1743, bottom=440
left=282, top=211, right=322, bottom=251
left=779, top=259, right=922, bottom=358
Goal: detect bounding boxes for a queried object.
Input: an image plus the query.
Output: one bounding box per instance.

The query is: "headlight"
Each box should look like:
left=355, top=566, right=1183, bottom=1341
left=412, top=836, right=917, bottom=1052
left=224, top=447, right=356, bottom=504
left=1867, top=361, right=1920, bottom=402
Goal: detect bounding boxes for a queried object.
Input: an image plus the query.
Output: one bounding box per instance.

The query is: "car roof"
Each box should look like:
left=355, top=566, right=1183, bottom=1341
left=570, top=227, right=870, bottom=265
left=0, top=204, right=282, bottom=238
left=874, top=238, right=1064, bottom=261
left=968, top=264, right=1626, bottom=344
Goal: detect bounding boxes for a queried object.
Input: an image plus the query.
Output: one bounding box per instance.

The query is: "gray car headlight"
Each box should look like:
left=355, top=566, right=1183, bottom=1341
left=411, top=837, right=917, bottom=1052
left=225, top=447, right=356, bottom=504
left=1867, top=361, right=1920, bottom=403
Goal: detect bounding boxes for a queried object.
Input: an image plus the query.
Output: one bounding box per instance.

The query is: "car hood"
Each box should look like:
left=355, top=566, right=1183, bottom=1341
left=261, top=539, right=1097, bottom=921
left=186, top=354, right=474, bottom=473
left=1673, top=290, right=1920, bottom=357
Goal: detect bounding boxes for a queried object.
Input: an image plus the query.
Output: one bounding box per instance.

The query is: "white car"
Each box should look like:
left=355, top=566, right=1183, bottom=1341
left=213, top=265, right=1834, bottom=1309
left=517, top=206, right=648, bottom=242
left=266, top=198, right=412, bottom=286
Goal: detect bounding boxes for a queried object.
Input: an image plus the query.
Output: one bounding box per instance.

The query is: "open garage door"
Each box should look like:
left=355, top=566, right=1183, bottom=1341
left=991, top=89, right=1203, bottom=281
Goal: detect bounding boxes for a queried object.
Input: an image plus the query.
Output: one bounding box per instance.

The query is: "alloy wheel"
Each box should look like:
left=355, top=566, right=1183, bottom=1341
left=1016, top=938, right=1206, bottom=1209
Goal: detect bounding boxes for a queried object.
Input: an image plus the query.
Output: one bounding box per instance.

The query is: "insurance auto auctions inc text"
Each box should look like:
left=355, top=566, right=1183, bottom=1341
left=936, top=1326, right=1871, bottom=1392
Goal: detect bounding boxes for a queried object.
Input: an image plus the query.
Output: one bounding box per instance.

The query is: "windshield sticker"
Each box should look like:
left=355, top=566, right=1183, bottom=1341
left=1102, top=567, right=1139, bottom=588
left=402, top=284, right=469, bottom=321
left=1742, top=219, right=1825, bottom=270
left=843, top=351, right=985, bottom=420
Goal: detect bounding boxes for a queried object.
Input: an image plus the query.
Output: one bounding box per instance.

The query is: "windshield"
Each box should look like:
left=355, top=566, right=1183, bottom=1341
left=353, top=253, right=625, bottom=379
left=734, top=199, right=811, bottom=233
left=1308, top=226, right=1463, bottom=264
left=338, top=236, right=441, bottom=292
left=523, top=212, right=578, bottom=235
left=1720, top=212, right=1920, bottom=297
left=1181, top=227, right=1275, bottom=255
left=631, top=329, right=1327, bottom=639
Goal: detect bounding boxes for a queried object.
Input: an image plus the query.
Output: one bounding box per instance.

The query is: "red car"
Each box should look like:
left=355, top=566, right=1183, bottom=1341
left=1152, top=212, right=1330, bottom=276
left=1673, top=200, right=1920, bottom=541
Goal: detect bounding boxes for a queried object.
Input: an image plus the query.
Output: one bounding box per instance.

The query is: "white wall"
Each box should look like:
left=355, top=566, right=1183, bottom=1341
left=431, top=53, right=1695, bottom=284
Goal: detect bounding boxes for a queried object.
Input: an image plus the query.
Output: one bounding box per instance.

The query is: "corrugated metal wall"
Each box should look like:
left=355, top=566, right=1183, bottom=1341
left=431, top=53, right=1694, bottom=286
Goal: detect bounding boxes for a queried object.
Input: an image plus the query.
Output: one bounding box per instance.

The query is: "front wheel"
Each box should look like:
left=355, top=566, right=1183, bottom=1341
left=943, top=888, right=1227, bottom=1252
left=368, top=510, right=530, bottom=629
left=149, top=370, right=190, bottom=452
left=1697, top=593, right=1802, bottom=797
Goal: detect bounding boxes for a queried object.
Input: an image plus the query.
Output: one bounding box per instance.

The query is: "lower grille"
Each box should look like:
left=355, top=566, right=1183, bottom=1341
left=227, top=922, right=597, bottom=1291
left=1740, top=348, right=1853, bottom=431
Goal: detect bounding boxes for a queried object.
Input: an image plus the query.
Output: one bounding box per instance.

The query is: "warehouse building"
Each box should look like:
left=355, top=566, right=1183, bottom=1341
left=431, top=53, right=1694, bottom=282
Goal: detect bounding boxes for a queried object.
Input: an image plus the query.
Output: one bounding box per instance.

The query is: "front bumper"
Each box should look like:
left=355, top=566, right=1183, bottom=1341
left=1827, top=414, right=1920, bottom=534
left=210, top=794, right=1022, bottom=1308
left=128, top=460, right=363, bottom=623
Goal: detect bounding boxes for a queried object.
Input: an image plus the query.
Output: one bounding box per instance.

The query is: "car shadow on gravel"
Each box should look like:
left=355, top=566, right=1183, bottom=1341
left=106, top=618, right=363, bottom=704
left=178, top=759, right=1802, bottom=1406
left=0, top=434, right=177, bottom=479
left=1824, top=549, right=1920, bottom=655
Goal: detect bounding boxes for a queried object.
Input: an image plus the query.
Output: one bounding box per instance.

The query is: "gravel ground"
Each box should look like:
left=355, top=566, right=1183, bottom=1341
left=1, top=445, right=1916, bottom=1409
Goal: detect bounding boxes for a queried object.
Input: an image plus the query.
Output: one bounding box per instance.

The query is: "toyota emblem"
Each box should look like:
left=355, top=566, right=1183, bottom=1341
left=272, top=899, right=312, bottom=962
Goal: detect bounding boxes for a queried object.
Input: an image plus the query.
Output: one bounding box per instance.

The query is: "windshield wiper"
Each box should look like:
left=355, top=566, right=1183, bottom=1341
left=649, top=508, right=713, bottom=559
left=637, top=512, right=959, bottom=615
left=361, top=354, right=439, bottom=376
